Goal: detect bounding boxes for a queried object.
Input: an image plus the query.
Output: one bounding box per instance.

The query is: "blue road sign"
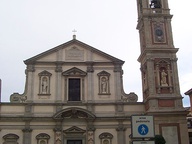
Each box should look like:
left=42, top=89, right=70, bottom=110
left=138, top=124, right=148, bottom=135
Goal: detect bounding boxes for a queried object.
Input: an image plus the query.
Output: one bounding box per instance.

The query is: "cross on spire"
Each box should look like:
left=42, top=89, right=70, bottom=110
left=72, top=29, right=77, bottom=35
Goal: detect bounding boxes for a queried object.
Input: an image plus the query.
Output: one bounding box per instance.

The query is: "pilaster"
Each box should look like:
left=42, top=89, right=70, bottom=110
left=55, top=62, right=63, bottom=102
left=22, top=127, right=32, bottom=144
left=53, top=120, right=63, bottom=144
left=116, top=123, right=126, bottom=144
left=26, top=64, right=35, bottom=102
left=87, top=62, right=94, bottom=101
left=113, top=63, right=123, bottom=101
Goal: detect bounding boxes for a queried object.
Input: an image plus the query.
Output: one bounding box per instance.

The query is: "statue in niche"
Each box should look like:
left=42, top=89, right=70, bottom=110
left=40, top=140, right=46, bottom=144
left=101, top=77, right=108, bottom=93
left=160, top=70, right=168, bottom=86
left=150, top=0, right=161, bottom=8
left=103, top=139, right=109, bottom=144
left=41, top=76, right=48, bottom=94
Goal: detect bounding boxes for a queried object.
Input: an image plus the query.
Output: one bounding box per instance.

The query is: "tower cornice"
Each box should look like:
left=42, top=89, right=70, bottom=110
left=138, top=48, right=179, bottom=62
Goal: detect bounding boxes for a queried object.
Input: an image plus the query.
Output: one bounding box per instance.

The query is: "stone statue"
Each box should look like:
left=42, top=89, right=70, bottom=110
left=101, top=77, right=108, bottom=93
left=161, top=70, right=168, bottom=86
left=41, top=77, right=48, bottom=94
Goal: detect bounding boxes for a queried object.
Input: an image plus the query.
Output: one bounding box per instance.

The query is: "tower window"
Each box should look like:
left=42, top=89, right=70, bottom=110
left=150, top=0, right=161, bottom=8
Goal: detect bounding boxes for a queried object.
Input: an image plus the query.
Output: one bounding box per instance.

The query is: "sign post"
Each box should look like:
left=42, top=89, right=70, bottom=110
left=131, top=115, right=155, bottom=138
left=132, top=141, right=155, bottom=144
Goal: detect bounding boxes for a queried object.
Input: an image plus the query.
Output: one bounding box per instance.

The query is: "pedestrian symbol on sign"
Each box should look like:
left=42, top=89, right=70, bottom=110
left=138, top=124, right=149, bottom=135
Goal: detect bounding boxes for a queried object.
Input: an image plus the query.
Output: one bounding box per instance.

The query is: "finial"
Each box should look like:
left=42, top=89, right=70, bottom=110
left=72, top=29, right=77, bottom=39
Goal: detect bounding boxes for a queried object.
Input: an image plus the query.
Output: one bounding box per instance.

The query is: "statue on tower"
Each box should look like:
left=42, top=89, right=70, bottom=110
left=150, top=0, right=162, bottom=8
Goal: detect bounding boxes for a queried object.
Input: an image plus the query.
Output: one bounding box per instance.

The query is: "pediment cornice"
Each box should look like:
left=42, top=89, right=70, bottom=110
left=62, top=67, right=87, bottom=77
left=24, top=39, right=124, bottom=65
left=63, top=126, right=86, bottom=134
left=53, top=107, right=95, bottom=120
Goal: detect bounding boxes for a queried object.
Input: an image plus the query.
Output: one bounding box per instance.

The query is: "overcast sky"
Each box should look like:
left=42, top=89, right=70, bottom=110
left=0, top=0, right=192, bottom=106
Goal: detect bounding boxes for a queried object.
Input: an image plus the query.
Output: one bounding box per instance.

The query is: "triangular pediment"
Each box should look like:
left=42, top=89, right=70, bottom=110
left=38, top=70, right=52, bottom=76
left=24, top=38, right=124, bottom=65
left=63, top=126, right=86, bottom=134
left=62, top=67, right=87, bottom=76
left=156, top=59, right=170, bottom=65
left=97, top=70, right=110, bottom=76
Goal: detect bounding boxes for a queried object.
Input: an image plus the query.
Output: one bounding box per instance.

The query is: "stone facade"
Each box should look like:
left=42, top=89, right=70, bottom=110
left=0, top=0, right=189, bottom=144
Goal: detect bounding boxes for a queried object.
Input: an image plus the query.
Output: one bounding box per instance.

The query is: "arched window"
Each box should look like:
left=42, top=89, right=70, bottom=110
left=36, top=133, right=50, bottom=144
left=99, top=132, right=113, bottom=144
left=3, top=133, right=19, bottom=144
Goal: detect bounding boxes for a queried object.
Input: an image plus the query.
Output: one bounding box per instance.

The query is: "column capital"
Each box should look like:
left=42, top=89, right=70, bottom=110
left=22, top=128, right=32, bottom=133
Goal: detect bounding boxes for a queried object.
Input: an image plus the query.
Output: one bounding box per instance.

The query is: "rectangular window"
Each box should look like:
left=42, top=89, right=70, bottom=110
left=67, top=140, right=82, bottom=144
left=68, top=78, right=80, bottom=101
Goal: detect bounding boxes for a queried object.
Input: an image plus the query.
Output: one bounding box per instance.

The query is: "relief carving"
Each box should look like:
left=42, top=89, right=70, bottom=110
left=66, top=47, right=84, bottom=61
left=87, top=131, right=94, bottom=144
left=152, top=22, right=166, bottom=43
left=55, top=131, right=61, bottom=144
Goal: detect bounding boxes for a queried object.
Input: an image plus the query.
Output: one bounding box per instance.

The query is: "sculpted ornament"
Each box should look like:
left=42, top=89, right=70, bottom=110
left=121, top=92, right=138, bottom=102
left=10, top=93, right=27, bottom=103
left=55, top=131, right=61, bottom=144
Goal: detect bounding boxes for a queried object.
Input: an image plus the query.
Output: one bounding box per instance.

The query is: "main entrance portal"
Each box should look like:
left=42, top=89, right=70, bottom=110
left=67, top=140, right=82, bottom=144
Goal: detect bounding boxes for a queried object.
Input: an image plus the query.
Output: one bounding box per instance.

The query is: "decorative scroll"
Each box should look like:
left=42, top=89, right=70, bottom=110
left=121, top=92, right=138, bottom=102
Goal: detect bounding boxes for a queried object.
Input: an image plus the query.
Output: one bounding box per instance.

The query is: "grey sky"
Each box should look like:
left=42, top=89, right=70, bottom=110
left=0, top=0, right=192, bottom=106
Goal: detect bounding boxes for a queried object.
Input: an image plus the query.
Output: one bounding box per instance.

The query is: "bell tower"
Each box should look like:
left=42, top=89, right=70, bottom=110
left=136, top=0, right=184, bottom=112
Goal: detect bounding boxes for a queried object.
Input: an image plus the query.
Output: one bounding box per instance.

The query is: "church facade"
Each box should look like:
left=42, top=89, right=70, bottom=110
left=0, top=0, right=189, bottom=144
